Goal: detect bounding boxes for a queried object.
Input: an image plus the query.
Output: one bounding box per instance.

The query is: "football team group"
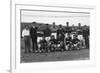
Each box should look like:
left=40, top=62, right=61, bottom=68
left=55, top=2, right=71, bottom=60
left=22, top=22, right=89, bottom=53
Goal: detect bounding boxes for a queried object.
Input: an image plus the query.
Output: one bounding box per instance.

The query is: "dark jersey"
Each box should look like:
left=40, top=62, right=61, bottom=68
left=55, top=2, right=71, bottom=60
left=49, top=39, right=57, bottom=44
left=72, top=38, right=80, bottom=44
left=39, top=39, right=47, bottom=46
left=30, top=27, right=37, bottom=38
left=83, top=29, right=89, bottom=37
left=66, top=27, right=71, bottom=33
left=77, top=28, right=83, bottom=35
left=57, top=28, right=65, bottom=41
left=43, top=27, right=51, bottom=37
left=57, top=28, right=65, bottom=36
left=66, top=37, right=72, bottom=45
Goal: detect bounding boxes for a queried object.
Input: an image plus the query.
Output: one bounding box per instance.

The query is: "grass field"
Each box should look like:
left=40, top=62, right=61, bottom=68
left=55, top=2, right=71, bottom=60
left=21, top=49, right=89, bottom=63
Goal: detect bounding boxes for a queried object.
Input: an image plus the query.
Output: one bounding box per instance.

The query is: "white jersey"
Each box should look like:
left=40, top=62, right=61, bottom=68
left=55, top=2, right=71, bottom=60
left=22, top=29, right=30, bottom=37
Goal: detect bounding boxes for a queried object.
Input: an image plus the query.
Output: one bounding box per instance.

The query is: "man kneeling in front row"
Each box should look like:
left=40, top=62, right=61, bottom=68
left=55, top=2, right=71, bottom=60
left=39, top=36, right=48, bottom=53
left=71, top=34, right=80, bottom=50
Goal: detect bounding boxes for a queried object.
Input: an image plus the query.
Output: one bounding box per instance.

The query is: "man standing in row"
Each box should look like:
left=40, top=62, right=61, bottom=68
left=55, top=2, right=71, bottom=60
left=83, top=25, right=89, bottom=49
left=30, top=25, right=38, bottom=53
left=57, top=25, right=65, bottom=42
left=22, top=25, right=31, bottom=53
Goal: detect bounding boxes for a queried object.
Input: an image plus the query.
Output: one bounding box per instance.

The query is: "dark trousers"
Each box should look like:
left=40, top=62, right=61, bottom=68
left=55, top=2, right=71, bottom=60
left=31, top=37, right=38, bottom=52
left=24, top=36, right=30, bottom=53
left=84, top=36, right=89, bottom=49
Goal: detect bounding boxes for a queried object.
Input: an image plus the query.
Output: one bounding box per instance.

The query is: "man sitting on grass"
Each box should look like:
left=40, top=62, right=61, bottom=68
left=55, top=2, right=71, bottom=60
left=39, top=36, right=47, bottom=53
left=65, top=33, right=72, bottom=51
left=48, top=35, right=57, bottom=52
left=71, top=34, right=80, bottom=50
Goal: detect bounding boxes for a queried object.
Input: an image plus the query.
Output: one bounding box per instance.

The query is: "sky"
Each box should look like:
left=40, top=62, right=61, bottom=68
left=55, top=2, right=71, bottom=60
left=21, top=10, right=90, bottom=26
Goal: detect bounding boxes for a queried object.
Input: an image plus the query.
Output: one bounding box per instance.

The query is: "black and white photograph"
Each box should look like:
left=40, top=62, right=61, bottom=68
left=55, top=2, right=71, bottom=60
left=9, top=0, right=98, bottom=72
left=20, top=9, right=90, bottom=63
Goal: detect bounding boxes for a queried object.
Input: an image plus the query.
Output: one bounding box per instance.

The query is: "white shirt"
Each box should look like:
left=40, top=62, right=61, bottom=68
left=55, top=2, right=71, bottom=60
left=22, top=29, right=30, bottom=37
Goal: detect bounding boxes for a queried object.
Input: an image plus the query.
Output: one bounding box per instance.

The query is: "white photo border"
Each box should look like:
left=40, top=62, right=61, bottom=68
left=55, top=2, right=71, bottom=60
left=11, top=3, right=96, bottom=73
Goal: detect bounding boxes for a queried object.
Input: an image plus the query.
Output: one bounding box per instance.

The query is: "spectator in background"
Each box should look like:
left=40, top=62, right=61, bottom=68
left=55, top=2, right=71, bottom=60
left=66, top=22, right=71, bottom=34
left=22, top=25, right=31, bottom=53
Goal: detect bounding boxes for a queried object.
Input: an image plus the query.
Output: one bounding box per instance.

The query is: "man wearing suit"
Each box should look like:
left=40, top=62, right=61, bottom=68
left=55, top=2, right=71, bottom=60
left=30, top=25, right=38, bottom=53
